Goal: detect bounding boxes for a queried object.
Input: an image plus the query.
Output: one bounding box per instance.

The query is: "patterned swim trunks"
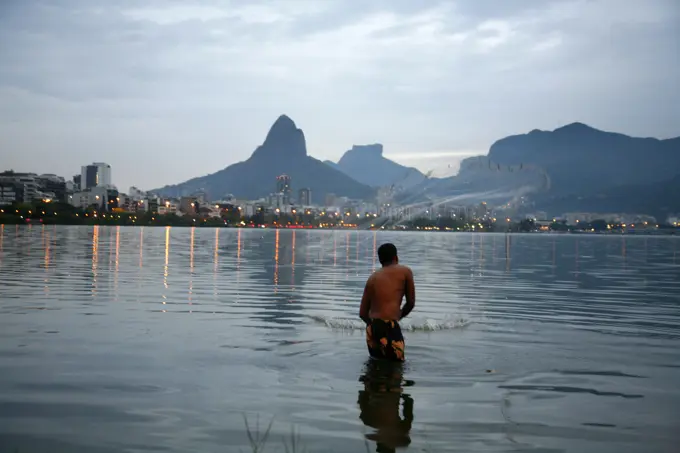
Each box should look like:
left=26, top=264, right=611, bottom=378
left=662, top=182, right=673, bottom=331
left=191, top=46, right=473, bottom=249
left=366, top=318, right=405, bottom=362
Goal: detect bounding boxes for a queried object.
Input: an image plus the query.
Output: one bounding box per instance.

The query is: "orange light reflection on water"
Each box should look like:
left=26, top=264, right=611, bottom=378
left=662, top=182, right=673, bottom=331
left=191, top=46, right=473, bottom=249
left=43, top=226, right=50, bottom=271
left=43, top=228, right=50, bottom=294
left=214, top=228, right=219, bottom=271
left=213, top=229, right=220, bottom=299
left=236, top=228, right=242, bottom=299
left=274, top=228, right=279, bottom=289
left=190, top=227, right=195, bottom=272
left=115, top=226, right=120, bottom=273
left=291, top=230, right=296, bottom=288
left=164, top=227, right=170, bottom=290
left=112, top=226, right=119, bottom=297
left=92, top=225, right=99, bottom=296
left=189, top=227, right=195, bottom=304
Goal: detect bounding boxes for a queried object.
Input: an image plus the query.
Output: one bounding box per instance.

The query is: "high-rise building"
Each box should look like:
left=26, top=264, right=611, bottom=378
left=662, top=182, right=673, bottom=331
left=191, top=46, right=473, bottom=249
left=73, top=174, right=82, bottom=192
left=268, top=192, right=285, bottom=209
left=276, top=174, right=292, bottom=205
left=37, top=174, right=67, bottom=202
left=0, top=171, right=38, bottom=202
left=80, top=162, right=111, bottom=190
left=81, top=165, right=97, bottom=190
left=298, top=188, right=312, bottom=206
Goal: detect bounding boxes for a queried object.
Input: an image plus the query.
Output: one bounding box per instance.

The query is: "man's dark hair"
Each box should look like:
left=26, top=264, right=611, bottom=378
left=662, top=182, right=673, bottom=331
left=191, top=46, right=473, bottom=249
left=377, top=243, right=398, bottom=265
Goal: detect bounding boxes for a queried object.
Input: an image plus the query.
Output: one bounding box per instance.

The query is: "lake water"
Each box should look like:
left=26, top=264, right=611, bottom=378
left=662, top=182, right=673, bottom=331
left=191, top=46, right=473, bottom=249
left=0, top=225, right=679, bottom=453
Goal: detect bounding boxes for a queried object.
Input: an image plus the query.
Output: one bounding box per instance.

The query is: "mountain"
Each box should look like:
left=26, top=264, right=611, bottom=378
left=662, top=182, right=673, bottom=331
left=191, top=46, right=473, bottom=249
left=324, top=144, right=427, bottom=188
left=390, top=123, right=680, bottom=214
left=537, top=174, right=680, bottom=220
left=487, top=122, right=680, bottom=197
left=151, top=115, right=375, bottom=202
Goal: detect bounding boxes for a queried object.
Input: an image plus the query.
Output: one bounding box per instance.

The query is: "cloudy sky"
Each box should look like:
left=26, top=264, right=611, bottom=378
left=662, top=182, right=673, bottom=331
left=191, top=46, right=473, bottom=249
left=1, top=0, right=678, bottom=191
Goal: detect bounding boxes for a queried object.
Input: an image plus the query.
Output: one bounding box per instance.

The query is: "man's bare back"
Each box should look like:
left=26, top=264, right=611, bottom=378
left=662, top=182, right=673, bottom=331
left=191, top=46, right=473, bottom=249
left=359, top=264, right=415, bottom=322
left=359, top=243, right=415, bottom=362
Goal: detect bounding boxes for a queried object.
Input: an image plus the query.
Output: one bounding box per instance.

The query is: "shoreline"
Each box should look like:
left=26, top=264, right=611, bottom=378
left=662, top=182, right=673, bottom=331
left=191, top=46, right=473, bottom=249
left=1, top=221, right=677, bottom=236
left=1, top=205, right=677, bottom=235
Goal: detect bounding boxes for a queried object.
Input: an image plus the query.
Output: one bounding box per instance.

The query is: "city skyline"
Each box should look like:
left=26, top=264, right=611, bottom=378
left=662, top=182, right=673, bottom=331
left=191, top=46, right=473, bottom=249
left=2, top=0, right=679, bottom=191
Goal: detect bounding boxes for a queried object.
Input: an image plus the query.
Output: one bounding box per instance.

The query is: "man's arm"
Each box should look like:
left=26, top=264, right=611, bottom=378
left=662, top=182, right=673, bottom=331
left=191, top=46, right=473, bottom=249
left=359, top=276, right=373, bottom=325
left=400, top=267, right=416, bottom=320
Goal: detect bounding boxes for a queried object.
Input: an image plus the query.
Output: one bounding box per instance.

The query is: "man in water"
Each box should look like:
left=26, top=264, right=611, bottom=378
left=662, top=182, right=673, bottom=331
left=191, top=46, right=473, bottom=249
left=359, top=243, right=416, bottom=362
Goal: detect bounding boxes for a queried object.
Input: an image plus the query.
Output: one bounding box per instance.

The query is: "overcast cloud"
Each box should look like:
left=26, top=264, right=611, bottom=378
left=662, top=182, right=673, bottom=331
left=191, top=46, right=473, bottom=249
left=1, top=0, right=678, bottom=190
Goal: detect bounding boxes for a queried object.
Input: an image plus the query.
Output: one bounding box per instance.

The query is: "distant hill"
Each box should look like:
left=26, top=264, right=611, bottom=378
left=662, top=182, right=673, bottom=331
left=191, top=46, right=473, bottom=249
left=394, top=123, right=680, bottom=215
left=324, top=144, right=426, bottom=188
left=536, top=174, right=680, bottom=220
left=151, top=115, right=375, bottom=202
left=487, top=122, right=680, bottom=196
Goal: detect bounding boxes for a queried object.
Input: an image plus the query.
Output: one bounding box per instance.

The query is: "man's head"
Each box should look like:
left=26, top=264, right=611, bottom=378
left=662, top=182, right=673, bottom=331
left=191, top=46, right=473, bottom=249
left=377, top=243, right=398, bottom=266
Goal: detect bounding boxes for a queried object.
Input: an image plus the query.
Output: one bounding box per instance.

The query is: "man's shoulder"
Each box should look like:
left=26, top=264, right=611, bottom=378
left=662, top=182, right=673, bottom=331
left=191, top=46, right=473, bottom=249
left=397, top=264, right=413, bottom=275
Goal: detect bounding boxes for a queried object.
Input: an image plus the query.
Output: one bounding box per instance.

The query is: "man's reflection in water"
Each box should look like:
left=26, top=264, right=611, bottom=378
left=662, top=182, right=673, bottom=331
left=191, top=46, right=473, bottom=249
left=358, top=358, right=414, bottom=452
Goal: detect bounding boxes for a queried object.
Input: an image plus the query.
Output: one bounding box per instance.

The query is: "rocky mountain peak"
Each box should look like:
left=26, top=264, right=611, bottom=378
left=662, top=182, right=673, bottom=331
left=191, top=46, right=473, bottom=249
left=253, top=114, right=307, bottom=160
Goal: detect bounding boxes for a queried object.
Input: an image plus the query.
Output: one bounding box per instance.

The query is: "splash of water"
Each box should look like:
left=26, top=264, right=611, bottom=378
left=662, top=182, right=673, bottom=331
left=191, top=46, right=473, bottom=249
left=309, top=314, right=472, bottom=332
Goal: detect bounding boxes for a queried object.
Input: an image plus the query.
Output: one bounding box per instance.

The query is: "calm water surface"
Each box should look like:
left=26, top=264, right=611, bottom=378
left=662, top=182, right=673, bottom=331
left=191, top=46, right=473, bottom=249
left=0, top=225, right=679, bottom=453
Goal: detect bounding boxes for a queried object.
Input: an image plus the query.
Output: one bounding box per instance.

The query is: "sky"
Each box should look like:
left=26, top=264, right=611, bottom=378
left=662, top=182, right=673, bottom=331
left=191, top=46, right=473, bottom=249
left=1, top=0, right=679, bottom=191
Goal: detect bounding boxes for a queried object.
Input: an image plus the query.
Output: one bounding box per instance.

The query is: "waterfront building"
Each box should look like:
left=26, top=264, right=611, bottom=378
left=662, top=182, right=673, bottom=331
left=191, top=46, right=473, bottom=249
left=0, top=181, right=23, bottom=206
left=276, top=175, right=292, bottom=205
left=0, top=171, right=40, bottom=202
left=80, top=162, right=111, bottom=190
left=68, top=185, right=119, bottom=211
left=36, top=174, right=67, bottom=202
left=298, top=188, right=311, bottom=206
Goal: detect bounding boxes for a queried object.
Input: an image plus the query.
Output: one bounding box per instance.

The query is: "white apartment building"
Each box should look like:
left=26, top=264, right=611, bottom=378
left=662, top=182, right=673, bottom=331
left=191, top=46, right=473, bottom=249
left=68, top=185, right=117, bottom=210
left=80, top=162, right=112, bottom=190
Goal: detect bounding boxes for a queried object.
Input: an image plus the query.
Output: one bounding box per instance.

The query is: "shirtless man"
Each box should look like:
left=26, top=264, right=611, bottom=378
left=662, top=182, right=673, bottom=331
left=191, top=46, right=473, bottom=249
left=359, top=243, right=416, bottom=362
